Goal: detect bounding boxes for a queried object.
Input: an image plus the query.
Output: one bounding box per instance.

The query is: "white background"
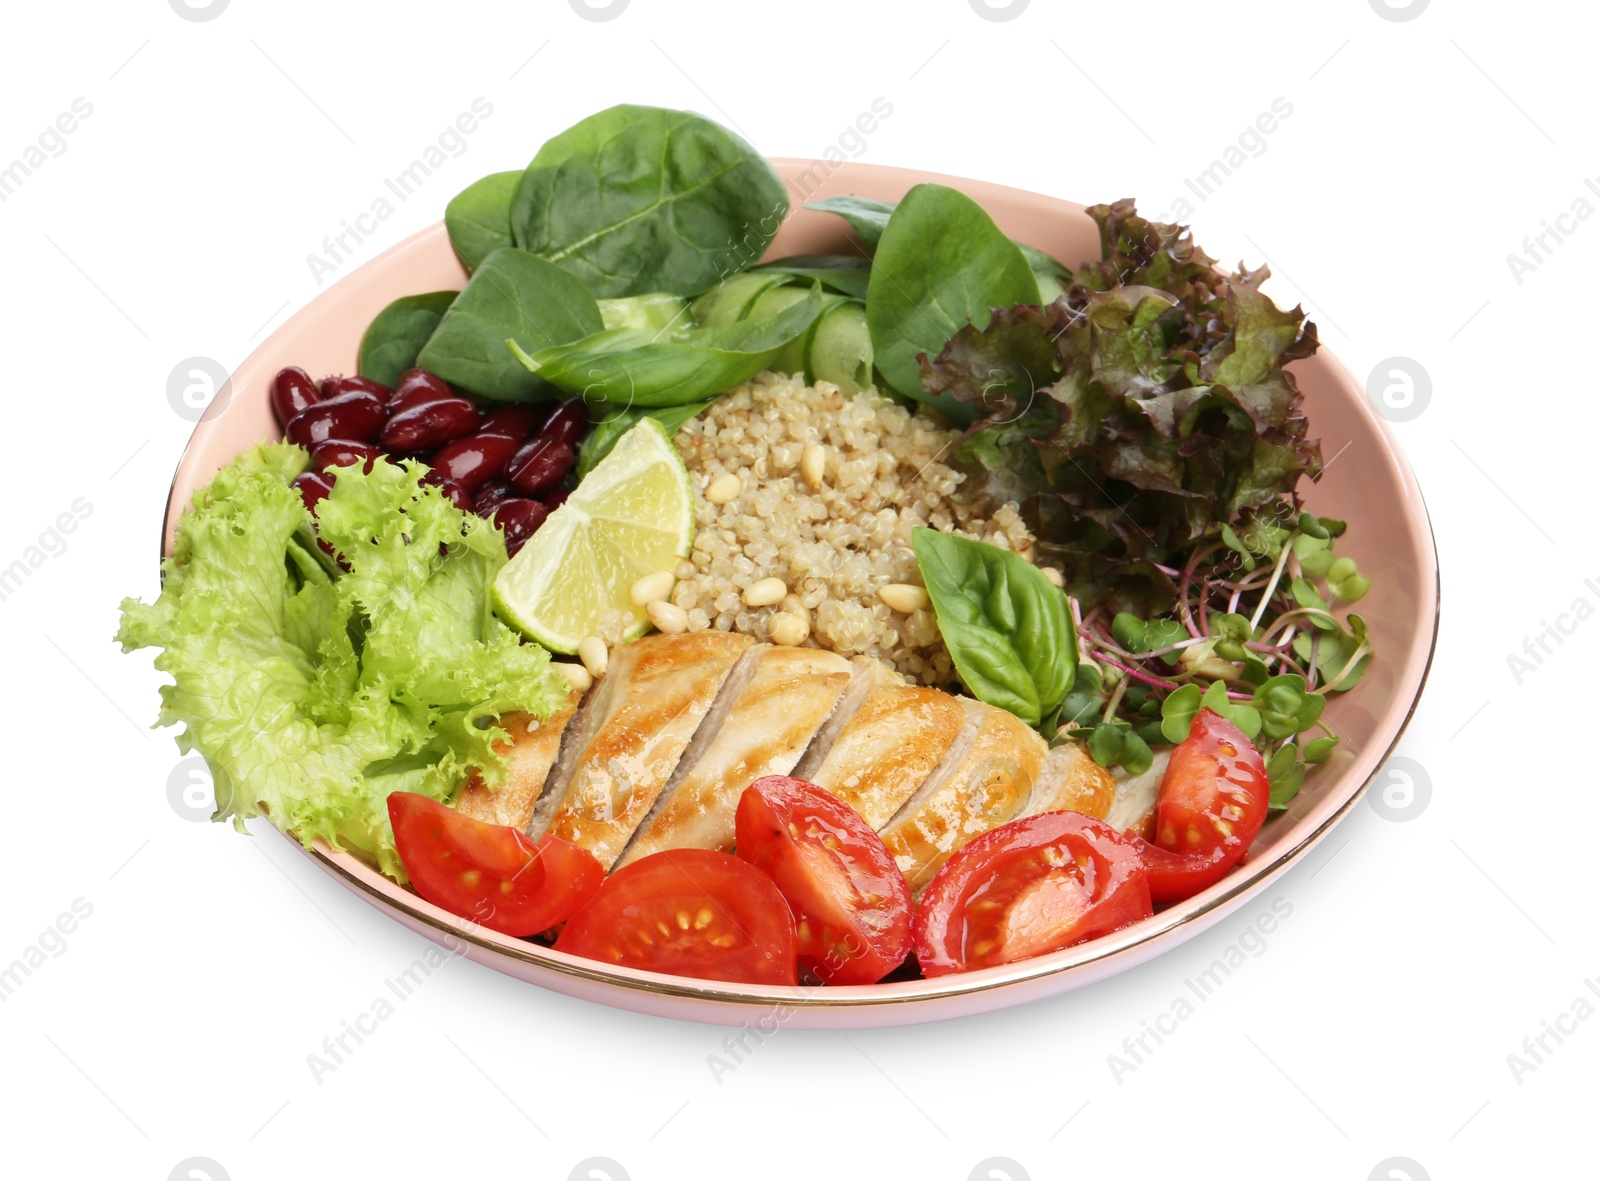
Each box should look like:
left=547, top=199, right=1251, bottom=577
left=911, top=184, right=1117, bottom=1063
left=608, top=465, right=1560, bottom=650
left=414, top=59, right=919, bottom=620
left=0, top=1, right=1587, bottom=1178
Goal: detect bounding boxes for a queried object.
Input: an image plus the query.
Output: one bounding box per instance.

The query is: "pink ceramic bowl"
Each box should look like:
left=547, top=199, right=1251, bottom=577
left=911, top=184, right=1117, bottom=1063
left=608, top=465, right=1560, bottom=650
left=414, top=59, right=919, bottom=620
left=162, top=161, right=1438, bottom=1028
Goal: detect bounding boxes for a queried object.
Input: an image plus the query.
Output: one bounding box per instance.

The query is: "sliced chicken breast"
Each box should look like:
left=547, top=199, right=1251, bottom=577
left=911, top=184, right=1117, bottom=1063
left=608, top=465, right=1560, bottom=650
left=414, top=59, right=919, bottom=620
left=615, top=646, right=855, bottom=867
left=530, top=630, right=753, bottom=868
left=878, top=699, right=1048, bottom=894
left=1019, top=740, right=1116, bottom=822
left=799, top=663, right=967, bottom=830
left=451, top=698, right=578, bottom=830
left=1104, top=749, right=1171, bottom=839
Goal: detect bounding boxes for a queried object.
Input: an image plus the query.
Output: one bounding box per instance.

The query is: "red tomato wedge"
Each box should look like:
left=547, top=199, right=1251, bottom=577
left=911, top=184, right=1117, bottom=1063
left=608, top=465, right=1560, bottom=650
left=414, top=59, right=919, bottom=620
left=554, top=849, right=797, bottom=985
left=734, top=776, right=913, bottom=985
left=1135, top=708, right=1270, bottom=905
left=914, top=811, right=1152, bottom=977
left=387, top=792, right=603, bottom=937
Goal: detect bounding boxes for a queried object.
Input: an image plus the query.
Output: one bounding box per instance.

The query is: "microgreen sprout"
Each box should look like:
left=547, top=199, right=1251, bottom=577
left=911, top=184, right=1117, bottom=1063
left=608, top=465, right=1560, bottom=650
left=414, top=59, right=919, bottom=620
left=1056, top=503, right=1369, bottom=805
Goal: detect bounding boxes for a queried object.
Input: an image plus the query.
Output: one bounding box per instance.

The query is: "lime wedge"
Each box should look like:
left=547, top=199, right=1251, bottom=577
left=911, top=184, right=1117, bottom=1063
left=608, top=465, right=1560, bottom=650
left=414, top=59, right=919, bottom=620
left=492, top=418, right=694, bottom=654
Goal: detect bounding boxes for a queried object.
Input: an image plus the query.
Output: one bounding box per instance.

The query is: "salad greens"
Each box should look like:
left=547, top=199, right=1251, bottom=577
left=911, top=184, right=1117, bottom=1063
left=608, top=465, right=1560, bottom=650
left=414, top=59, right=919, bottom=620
left=924, top=199, right=1323, bottom=607
left=508, top=104, right=788, bottom=298
left=358, top=291, right=457, bottom=388
left=865, top=184, right=1038, bottom=423
left=912, top=529, right=1075, bottom=727
left=443, top=170, right=521, bottom=273
left=511, top=283, right=824, bottom=407
left=118, top=446, right=568, bottom=878
left=415, top=248, right=603, bottom=402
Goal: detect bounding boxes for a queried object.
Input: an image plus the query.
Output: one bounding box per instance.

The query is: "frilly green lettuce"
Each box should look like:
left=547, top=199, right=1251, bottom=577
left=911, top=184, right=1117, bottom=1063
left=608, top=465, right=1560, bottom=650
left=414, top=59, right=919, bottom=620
left=118, top=444, right=567, bottom=879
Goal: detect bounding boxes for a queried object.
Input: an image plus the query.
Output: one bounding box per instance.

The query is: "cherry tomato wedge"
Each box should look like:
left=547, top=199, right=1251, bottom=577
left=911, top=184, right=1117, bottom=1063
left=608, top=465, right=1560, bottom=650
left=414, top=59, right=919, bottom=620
left=554, top=849, right=797, bottom=985
left=914, top=811, right=1152, bottom=977
left=387, top=792, right=602, bottom=937
left=734, top=776, right=912, bottom=985
left=1133, top=708, right=1270, bottom=905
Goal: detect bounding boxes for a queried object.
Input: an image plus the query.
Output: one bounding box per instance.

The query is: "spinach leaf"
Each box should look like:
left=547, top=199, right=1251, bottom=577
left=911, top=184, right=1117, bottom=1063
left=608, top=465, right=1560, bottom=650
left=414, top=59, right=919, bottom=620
left=444, top=170, right=521, bottom=273
left=415, top=248, right=603, bottom=402
left=576, top=401, right=711, bottom=480
left=513, top=283, right=822, bottom=408
left=358, top=291, right=457, bottom=388
left=809, top=194, right=1063, bottom=304
left=804, top=196, right=895, bottom=249
left=1016, top=241, right=1073, bottom=304
left=510, top=105, right=788, bottom=298
left=752, top=254, right=872, bottom=301
left=911, top=527, right=1076, bottom=726
left=866, top=184, right=1038, bottom=424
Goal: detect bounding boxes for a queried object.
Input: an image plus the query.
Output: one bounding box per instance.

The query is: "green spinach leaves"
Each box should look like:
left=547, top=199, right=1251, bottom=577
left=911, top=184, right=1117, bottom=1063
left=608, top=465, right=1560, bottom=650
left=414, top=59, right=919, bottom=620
left=509, top=105, right=788, bottom=298
left=866, top=185, right=1038, bottom=424
left=358, top=291, right=458, bottom=388
left=911, top=528, right=1076, bottom=727
left=414, top=249, right=602, bottom=401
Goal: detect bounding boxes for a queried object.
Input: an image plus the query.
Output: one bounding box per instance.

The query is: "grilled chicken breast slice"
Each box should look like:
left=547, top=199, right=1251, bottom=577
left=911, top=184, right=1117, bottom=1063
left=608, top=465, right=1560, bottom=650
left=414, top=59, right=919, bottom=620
left=1020, top=741, right=1116, bottom=822
left=1104, top=749, right=1171, bottom=839
left=531, top=630, right=753, bottom=868
left=878, top=699, right=1048, bottom=894
left=801, top=665, right=967, bottom=830
left=615, top=646, right=855, bottom=867
left=451, top=698, right=579, bottom=830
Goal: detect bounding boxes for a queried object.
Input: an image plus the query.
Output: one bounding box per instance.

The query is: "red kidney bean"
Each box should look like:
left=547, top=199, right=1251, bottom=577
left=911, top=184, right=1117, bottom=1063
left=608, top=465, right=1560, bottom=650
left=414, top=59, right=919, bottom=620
left=545, top=487, right=572, bottom=510
left=472, top=482, right=516, bottom=515
left=427, top=432, right=521, bottom=492
left=380, top=397, right=479, bottom=453
left=478, top=405, right=543, bottom=441
left=292, top=471, right=334, bottom=515
left=320, top=374, right=390, bottom=400
left=537, top=399, right=589, bottom=447
left=271, top=366, right=321, bottom=428
left=310, top=439, right=379, bottom=472
left=506, top=437, right=576, bottom=497
left=419, top=470, right=473, bottom=512
left=286, top=390, right=386, bottom=447
left=493, top=498, right=550, bottom=557
left=386, top=369, right=457, bottom=415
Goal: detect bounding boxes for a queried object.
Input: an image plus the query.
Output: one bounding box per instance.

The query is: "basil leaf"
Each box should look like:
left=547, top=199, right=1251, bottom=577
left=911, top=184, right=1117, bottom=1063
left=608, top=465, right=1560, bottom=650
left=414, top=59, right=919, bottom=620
left=866, top=184, right=1039, bottom=424
left=516, top=284, right=823, bottom=408
left=357, top=291, right=457, bottom=388
left=577, top=401, right=711, bottom=480
left=510, top=104, right=788, bottom=297
left=444, top=170, right=520, bottom=273
left=415, top=248, right=603, bottom=402
left=911, top=527, right=1075, bottom=726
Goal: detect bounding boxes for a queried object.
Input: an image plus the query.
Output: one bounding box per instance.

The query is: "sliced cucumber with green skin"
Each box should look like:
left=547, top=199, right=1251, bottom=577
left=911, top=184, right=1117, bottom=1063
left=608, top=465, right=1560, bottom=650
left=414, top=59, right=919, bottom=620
left=598, top=292, right=692, bottom=337
left=690, top=271, right=792, bottom=327
left=808, top=302, right=873, bottom=396
left=748, top=286, right=846, bottom=379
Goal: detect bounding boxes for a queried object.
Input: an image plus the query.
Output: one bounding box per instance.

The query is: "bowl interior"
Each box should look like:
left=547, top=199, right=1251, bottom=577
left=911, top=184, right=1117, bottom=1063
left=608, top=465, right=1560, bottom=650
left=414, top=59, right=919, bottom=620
left=163, top=161, right=1437, bottom=1025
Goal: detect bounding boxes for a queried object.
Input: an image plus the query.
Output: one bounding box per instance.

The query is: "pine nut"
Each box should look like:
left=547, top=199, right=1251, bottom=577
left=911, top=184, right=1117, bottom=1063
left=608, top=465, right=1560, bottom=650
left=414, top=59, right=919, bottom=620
left=630, top=570, right=675, bottom=607
left=743, top=577, right=788, bottom=607
left=781, top=593, right=810, bottom=623
left=577, top=636, right=608, bottom=678
left=801, top=443, right=827, bottom=489
left=768, top=611, right=810, bottom=646
left=554, top=662, right=593, bottom=694
left=878, top=583, right=930, bottom=613
left=1041, top=566, right=1064, bottom=588
left=705, top=473, right=742, bottom=505
left=647, top=599, right=689, bottom=634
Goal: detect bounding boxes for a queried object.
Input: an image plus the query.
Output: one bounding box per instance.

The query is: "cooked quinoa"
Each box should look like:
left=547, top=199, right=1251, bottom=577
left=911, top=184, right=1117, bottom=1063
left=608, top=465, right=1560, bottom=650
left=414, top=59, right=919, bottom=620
left=668, top=371, right=1035, bottom=685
